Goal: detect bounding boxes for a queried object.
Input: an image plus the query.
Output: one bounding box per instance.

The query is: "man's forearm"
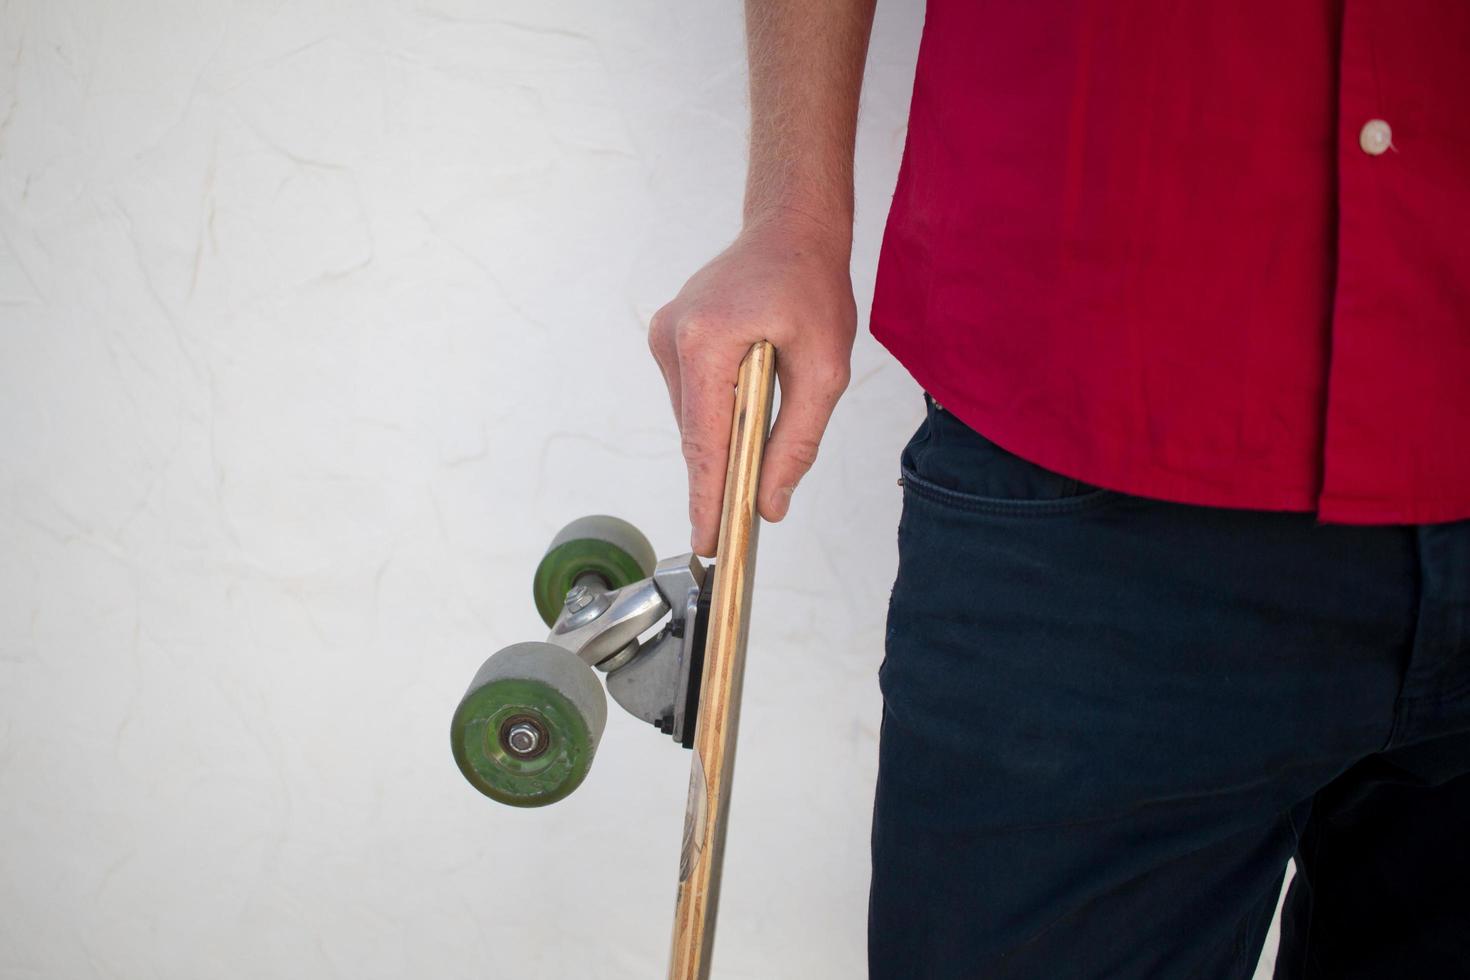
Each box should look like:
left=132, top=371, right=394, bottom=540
left=650, top=1, right=869, bottom=552
left=743, top=0, right=877, bottom=245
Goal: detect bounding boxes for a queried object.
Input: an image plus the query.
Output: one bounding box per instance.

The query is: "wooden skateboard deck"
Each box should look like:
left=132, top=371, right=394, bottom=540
left=668, top=341, right=777, bottom=980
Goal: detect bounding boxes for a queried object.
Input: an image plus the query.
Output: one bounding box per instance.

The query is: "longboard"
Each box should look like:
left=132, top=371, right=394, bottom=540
left=668, top=340, right=777, bottom=980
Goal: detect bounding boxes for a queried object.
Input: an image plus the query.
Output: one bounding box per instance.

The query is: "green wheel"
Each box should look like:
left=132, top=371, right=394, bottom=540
left=532, top=515, right=656, bottom=627
left=451, top=642, right=608, bottom=807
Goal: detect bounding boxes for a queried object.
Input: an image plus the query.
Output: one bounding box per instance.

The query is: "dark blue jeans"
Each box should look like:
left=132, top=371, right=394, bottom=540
left=870, top=397, right=1470, bottom=979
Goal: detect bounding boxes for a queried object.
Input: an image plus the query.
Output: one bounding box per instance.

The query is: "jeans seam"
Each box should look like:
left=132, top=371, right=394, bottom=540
left=900, top=465, right=1119, bottom=517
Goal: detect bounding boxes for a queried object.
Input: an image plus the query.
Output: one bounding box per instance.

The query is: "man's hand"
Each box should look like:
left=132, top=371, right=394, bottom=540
left=651, top=0, right=874, bottom=555
left=649, top=212, right=856, bottom=555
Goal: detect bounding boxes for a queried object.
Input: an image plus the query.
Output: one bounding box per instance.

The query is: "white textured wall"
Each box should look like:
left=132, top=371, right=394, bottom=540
left=0, top=2, right=926, bottom=977
left=0, top=3, right=1290, bottom=977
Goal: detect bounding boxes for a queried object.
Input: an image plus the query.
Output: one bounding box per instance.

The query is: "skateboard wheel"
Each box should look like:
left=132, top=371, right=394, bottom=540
left=532, top=515, right=656, bottom=627
left=451, top=642, right=608, bottom=807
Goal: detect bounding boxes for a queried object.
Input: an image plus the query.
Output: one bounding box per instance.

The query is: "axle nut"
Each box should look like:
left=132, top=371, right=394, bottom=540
left=498, top=715, right=550, bottom=760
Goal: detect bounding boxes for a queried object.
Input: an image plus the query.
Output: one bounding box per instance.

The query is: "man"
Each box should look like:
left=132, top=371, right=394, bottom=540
left=648, top=2, right=1470, bottom=977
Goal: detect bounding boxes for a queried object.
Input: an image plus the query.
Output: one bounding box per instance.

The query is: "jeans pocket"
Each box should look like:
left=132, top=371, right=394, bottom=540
left=899, top=398, right=1117, bottom=517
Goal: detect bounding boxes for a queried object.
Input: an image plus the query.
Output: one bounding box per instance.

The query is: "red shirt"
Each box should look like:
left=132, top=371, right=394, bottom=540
left=871, top=1, right=1470, bottom=525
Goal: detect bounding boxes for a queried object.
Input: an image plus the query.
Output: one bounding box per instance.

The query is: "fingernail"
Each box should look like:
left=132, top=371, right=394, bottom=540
left=774, top=486, right=794, bottom=518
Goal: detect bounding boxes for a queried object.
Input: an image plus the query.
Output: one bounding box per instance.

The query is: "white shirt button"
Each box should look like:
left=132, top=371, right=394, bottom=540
left=1360, top=119, right=1393, bottom=156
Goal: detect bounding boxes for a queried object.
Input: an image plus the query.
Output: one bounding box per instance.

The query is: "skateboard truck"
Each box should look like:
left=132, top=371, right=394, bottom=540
left=547, top=553, right=712, bottom=749
left=451, top=514, right=718, bottom=807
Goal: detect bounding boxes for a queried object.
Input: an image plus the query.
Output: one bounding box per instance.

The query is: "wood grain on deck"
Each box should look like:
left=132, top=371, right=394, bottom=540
left=668, top=340, right=776, bottom=980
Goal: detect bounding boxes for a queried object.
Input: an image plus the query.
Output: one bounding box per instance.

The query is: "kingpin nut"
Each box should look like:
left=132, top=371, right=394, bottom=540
left=564, top=584, right=593, bottom=612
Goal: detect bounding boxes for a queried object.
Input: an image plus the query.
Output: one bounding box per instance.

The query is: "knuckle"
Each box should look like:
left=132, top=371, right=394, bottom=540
left=793, top=351, right=851, bottom=399
left=785, top=437, right=821, bottom=469
left=681, top=436, right=718, bottom=463
left=648, top=309, right=673, bottom=352
left=822, top=357, right=852, bottom=395
left=676, top=310, right=738, bottom=351
left=675, top=316, right=713, bottom=353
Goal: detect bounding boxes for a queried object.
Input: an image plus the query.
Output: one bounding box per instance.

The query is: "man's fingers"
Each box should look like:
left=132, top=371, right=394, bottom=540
left=648, top=309, right=682, bottom=420
left=758, top=354, right=848, bottom=522
left=678, top=335, right=741, bottom=557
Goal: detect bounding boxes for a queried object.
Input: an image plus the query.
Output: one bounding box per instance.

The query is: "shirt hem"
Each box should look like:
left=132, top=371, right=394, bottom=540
left=1314, top=496, right=1470, bottom=527
left=872, top=323, right=1468, bottom=528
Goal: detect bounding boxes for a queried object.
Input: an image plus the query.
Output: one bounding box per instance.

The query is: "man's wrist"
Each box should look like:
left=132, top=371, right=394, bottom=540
left=741, top=201, right=854, bottom=257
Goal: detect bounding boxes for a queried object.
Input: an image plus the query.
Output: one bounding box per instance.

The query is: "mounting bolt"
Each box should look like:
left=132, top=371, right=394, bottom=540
left=564, top=584, right=593, bottom=612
